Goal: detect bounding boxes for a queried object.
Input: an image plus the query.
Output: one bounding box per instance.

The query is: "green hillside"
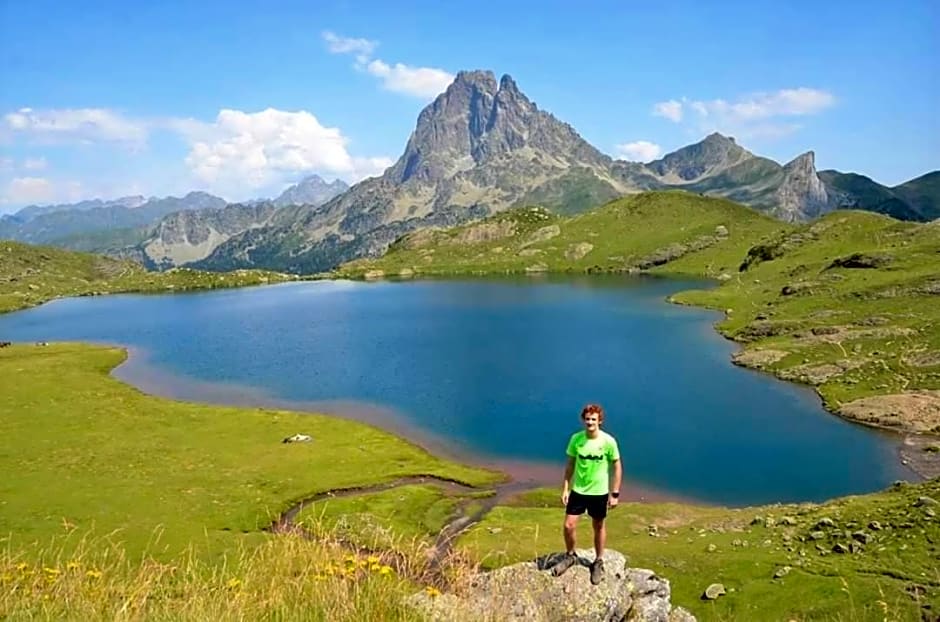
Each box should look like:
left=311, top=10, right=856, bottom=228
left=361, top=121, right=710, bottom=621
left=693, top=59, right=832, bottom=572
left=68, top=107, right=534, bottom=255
left=0, top=240, right=294, bottom=314
left=336, top=191, right=788, bottom=279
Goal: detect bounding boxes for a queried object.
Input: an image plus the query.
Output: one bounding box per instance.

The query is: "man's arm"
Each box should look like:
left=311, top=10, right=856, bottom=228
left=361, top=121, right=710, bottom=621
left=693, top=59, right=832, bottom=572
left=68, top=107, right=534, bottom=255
left=609, top=458, right=623, bottom=507
left=561, top=456, right=575, bottom=505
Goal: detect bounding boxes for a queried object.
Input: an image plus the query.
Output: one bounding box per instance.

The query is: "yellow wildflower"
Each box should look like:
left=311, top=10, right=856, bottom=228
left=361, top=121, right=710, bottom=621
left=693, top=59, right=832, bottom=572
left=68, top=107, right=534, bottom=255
left=367, top=555, right=380, bottom=565
left=344, top=554, right=357, bottom=563
left=379, top=565, right=393, bottom=576
left=43, top=567, right=61, bottom=576
left=1, top=572, right=13, bottom=583
left=425, top=586, right=441, bottom=598
left=15, top=562, right=28, bottom=572
left=369, top=564, right=381, bottom=572
left=67, top=561, right=81, bottom=570
left=226, top=577, right=241, bottom=590
left=86, top=569, right=102, bottom=580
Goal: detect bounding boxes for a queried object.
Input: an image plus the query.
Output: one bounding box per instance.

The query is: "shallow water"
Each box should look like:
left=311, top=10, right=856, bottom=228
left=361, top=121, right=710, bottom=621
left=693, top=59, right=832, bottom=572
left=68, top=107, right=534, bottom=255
left=0, top=275, right=912, bottom=505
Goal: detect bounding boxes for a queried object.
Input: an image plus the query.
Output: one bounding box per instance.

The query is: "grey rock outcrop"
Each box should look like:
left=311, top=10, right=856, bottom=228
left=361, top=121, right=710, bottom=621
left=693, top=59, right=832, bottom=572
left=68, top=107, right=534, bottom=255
left=647, top=133, right=753, bottom=183
left=773, top=152, right=829, bottom=222
left=407, top=549, right=693, bottom=622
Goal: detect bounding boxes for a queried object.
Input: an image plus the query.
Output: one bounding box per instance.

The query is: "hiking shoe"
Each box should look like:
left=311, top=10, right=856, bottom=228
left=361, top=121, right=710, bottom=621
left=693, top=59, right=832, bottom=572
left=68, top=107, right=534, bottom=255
left=590, top=558, right=605, bottom=585
left=551, top=552, right=578, bottom=577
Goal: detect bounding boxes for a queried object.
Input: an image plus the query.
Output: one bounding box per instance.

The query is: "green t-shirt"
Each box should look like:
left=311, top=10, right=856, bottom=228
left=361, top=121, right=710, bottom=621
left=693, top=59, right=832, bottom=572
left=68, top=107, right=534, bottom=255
left=566, top=430, right=620, bottom=495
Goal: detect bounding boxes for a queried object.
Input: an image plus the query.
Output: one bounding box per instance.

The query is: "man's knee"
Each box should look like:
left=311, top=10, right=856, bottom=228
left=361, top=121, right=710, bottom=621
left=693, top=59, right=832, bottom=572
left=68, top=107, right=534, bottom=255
left=564, top=515, right=579, bottom=531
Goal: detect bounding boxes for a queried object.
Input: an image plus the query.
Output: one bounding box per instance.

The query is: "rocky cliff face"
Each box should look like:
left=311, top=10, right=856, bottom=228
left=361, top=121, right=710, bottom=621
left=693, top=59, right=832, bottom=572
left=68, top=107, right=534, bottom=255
left=772, top=152, right=829, bottom=222
left=141, top=202, right=278, bottom=269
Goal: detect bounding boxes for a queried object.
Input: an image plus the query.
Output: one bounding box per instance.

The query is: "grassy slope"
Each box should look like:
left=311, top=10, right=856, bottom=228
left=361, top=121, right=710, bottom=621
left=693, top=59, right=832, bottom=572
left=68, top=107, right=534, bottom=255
left=669, top=213, right=940, bottom=412
left=338, top=192, right=940, bottom=413
left=0, top=240, right=294, bottom=314
left=0, top=343, right=500, bottom=559
left=336, top=191, right=786, bottom=279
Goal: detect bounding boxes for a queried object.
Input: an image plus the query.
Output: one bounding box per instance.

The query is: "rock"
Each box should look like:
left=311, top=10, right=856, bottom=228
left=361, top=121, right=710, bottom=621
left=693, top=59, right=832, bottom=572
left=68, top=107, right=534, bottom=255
left=523, top=224, right=561, bottom=246
left=702, top=583, right=726, bottom=600
left=780, top=516, right=797, bottom=526
left=407, top=549, right=693, bottom=622
left=454, top=220, right=517, bottom=244
left=524, top=263, right=548, bottom=274
left=832, top=543, right=849, bottom=554
left=564, top=242, right=594, bottom=260
left=714, top=225, right=729, bottom=237
left=868, top=521, right=882, bottom=530
left=773, top=566, right=792, bottom=579
left=518, top=248, right=542, bottom=257
left=826, top=253, right=892, bottom=269
left=851, top=531, right=871, bottom=544
left=363, top=269, right=385, bottom=280
left=398, top=268, right=415, bottom=278
left=838, top=391, right=940, bottom=433
left=706, top=544, right=717, bottom=553
left=914, top=496, right=938, bottom=507
left=808, top=531, right=826, bottom=540
left=716, top=273, right=732, bottom=282
left=732, top=349, right=788, bottom=369
left=781, top=282, right=816, bottom=296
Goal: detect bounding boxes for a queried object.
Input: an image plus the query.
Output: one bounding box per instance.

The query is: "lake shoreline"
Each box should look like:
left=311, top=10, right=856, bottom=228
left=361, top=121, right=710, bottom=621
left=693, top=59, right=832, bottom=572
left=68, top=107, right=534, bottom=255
left=112, top=344, right=704, bottom=507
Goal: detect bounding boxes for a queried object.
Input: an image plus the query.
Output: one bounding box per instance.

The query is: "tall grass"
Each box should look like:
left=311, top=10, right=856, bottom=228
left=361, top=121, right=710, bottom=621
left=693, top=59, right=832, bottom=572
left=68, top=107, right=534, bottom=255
left=0, top=524, right=480, bottom=621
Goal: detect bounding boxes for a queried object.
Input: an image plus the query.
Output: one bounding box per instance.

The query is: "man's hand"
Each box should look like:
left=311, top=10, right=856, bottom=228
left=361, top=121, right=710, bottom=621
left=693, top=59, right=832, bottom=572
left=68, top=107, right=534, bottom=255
left=608, top=494, right=619, bottom=509
left=561, top=490, right=570, bottom=506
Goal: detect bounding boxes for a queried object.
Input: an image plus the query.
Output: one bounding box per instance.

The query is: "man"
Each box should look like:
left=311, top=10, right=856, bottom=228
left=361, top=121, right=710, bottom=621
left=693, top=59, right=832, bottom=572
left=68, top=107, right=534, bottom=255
left=551, top=403, right=622, bottom=585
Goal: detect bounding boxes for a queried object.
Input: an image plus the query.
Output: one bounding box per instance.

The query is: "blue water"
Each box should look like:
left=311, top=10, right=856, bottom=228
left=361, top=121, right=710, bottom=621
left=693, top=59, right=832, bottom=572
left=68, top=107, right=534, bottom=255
left=0, top=276, right=909, bottom=505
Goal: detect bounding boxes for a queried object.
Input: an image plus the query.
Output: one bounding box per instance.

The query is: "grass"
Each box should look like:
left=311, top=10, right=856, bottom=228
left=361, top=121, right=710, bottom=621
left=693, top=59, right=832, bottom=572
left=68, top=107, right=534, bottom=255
left=460, top=481, right=940, bottom=621
left=0, top=343, right=501, bottom=561
left=0, top=240, right=297, bottom=314
left=0, top=529, right=446, bottom=621
left=1, top=341, right=939, bottom=620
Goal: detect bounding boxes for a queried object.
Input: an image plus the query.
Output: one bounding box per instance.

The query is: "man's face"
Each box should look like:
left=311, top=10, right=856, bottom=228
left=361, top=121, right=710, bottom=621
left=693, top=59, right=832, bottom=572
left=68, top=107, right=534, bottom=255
left=582, top=412, right=600, bottom=432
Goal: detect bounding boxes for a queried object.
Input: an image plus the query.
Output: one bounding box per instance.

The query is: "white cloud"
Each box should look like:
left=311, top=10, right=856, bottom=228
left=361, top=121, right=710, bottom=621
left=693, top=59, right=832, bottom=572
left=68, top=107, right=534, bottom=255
left=1, top=177, right=55, bottom=204
left=178, top=108, right=391, bottom=196
left=690, top=88, right=835, bottom=123
left=653, top=100, right=683, bottom=123
left=23, top=157, right=47, bottom=171
left=365, top=60, right=453, bottom=99
left=3, top=107, right=148, bottom=145
left=323, top=31, right=453, bottom=99
left=615, top=141, right=663, bottom=162
left=322, top=31, right=377, bottom=62
left=652, top=88, right=836, bottom=141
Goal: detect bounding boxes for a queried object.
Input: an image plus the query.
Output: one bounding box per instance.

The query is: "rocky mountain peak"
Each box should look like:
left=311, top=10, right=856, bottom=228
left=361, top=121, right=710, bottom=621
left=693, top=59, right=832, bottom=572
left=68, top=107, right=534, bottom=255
left=274, top=174, right=349, bottom=207
left=648, top=132, right=753, bottom=182
left=388, top=69, right=603, bottom=185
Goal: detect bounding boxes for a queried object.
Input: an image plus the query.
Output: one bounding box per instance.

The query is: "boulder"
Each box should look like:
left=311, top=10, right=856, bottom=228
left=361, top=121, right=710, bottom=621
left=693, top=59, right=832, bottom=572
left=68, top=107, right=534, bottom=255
left=407, top=549, right=693, bottom=622
left=565, top=242, right=594, bottom=260
left=702, top=583, right=726, bottom=600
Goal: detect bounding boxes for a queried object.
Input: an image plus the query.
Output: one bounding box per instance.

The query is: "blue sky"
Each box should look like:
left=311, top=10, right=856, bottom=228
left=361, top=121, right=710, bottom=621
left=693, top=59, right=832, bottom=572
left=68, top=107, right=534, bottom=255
left=0, top=0, right=937, bottom=212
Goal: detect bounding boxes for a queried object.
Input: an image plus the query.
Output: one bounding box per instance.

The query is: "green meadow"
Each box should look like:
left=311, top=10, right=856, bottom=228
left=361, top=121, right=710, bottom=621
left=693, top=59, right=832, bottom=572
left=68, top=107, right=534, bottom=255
left=2, top=191, right=939, bottom=619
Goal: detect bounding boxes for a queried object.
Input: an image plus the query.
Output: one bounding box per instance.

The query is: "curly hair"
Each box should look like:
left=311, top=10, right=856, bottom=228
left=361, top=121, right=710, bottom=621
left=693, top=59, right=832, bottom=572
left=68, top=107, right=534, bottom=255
left=580, top=403, right=605, bottom=423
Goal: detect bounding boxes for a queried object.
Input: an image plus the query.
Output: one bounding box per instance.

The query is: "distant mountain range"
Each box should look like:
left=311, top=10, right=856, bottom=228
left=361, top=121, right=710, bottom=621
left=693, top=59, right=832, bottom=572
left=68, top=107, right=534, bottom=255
left=2, top=70, right=936, bottom=273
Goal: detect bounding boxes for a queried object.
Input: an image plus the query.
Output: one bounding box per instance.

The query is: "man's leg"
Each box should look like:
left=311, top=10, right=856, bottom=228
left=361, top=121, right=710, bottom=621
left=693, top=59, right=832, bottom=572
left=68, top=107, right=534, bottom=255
left=552, top=513, right=581, bottom=577
left=564, top=514, right=579, bottom=553
left=592, top=517, right=606, bottom=559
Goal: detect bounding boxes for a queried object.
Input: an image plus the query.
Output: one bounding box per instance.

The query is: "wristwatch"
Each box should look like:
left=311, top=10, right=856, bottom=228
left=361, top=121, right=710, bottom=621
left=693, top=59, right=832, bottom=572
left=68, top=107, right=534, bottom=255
left=611, top=491, right=620, bottom=498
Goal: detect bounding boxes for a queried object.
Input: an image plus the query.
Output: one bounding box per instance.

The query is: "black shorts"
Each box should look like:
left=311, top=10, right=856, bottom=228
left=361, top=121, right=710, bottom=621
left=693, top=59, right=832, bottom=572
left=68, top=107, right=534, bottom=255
left=566, top=491, right=608, bottom=519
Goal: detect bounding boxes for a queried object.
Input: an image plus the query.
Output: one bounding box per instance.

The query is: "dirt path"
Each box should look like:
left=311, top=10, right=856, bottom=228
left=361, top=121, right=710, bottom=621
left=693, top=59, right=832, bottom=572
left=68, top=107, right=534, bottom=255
left=267, top=474, right=537, bottom=586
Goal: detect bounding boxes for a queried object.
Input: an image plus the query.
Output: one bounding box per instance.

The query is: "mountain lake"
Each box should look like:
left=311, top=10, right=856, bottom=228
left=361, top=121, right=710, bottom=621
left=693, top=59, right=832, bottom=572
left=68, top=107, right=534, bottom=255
left=0, top=275, right=914, bottom=505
